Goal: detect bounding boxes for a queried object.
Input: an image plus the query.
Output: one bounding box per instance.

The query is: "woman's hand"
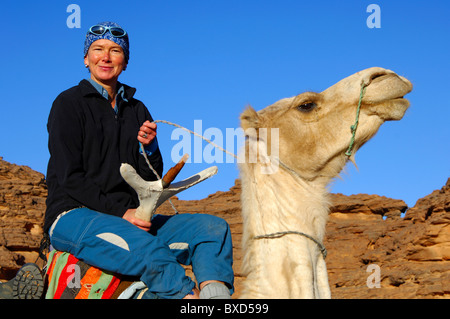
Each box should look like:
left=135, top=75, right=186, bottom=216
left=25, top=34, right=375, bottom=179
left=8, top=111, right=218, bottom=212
left=122, top=208, right=151, bottom=232
left=137, top=120, right=157, bottom=146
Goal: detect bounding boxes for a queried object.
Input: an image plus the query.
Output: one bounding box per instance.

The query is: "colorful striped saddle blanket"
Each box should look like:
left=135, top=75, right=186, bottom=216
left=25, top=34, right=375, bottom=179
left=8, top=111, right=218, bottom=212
left=45, top=250, right=121, bottom=299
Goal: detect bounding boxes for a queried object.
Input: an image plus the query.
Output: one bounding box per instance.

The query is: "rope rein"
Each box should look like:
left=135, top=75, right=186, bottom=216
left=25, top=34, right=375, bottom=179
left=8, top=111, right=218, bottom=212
left=254, top=231, right=327, bottom=259
left=142, top=85, right=366, bottom=257
left=141, top=122, right=329, bottom=259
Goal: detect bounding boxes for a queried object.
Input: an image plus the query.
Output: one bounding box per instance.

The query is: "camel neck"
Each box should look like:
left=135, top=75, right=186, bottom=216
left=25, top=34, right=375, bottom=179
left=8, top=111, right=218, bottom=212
left=240, top=161, right=330, bottom=241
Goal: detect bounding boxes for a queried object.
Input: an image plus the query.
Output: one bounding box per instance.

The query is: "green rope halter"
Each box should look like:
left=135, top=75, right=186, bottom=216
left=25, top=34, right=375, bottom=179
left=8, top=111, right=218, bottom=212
left=345, top=82, right=368, bottom=157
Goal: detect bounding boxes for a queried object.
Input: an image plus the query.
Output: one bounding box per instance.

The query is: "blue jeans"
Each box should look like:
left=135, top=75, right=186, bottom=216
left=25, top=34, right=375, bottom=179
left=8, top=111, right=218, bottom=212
left=49, top=208, right=234, bottom=299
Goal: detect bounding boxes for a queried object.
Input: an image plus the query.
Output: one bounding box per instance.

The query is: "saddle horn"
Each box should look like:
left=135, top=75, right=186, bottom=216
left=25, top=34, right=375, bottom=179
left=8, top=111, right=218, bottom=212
left=120, top=154, right=217, bottom=222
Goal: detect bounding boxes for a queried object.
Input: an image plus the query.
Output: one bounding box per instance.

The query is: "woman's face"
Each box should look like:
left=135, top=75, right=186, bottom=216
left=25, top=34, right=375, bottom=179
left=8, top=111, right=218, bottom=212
left=84, top=39, right=127, bottom=85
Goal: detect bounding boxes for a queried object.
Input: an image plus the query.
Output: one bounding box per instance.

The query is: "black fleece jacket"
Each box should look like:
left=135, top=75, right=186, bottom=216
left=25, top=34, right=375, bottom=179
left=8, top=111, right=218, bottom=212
left=44, top=79, right=163, bottom=233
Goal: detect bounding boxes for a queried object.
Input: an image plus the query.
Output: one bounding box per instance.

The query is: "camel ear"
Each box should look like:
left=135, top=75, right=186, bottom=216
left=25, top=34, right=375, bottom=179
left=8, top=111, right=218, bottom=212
left=240, top=106, right=260, bottom=130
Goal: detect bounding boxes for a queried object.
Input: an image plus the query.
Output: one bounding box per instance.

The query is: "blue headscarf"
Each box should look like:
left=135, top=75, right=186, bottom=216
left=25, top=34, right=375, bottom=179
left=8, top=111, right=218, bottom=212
left=84, top=21, right=130, bottom=62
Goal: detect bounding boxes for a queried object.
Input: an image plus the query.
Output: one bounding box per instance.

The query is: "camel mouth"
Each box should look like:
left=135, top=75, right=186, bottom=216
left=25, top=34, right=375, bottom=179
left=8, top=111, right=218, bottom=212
left=384, top=95, right=409, bottom=104
left=364, top=96, right=410, bottom=109
left=390, top=96, right=407, bottom=103
left=363, top=95, right=410, bottom=122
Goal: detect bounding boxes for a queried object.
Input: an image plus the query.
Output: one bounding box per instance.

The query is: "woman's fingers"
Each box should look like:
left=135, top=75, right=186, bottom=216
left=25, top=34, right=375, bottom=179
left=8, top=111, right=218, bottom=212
left=137, top=121, right=157, bottom=145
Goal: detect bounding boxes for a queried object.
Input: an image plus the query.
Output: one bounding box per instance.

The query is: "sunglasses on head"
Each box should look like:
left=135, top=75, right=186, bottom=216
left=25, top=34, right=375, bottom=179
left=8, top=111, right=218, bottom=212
left=89, top=25, right=127, bottom=38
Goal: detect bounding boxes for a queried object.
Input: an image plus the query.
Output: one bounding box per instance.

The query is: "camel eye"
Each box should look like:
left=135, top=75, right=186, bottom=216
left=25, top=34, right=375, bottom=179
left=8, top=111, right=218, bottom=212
left=297, top=102, right=316, bottom=112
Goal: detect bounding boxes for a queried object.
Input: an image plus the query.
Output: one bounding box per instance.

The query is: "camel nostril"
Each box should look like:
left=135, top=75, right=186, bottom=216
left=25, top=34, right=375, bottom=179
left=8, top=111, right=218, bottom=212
left=362, top=72, right=389, bottom=87
left=370, top=73, right=386, bottom=82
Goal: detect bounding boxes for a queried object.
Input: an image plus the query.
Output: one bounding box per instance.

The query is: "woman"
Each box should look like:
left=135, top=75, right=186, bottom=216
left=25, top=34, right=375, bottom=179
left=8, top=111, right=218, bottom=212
left=44, top=21, right=234, bottom=299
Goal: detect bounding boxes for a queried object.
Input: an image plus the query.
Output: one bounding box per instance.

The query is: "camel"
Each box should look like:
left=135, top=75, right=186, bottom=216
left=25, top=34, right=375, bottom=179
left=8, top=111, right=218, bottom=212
left=238, top=67, right=412, bottom=298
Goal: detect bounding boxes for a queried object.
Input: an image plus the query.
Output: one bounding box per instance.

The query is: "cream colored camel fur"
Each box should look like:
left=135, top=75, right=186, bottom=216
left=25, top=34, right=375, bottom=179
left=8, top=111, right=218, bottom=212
left=238, top=67, right=412, bottom=298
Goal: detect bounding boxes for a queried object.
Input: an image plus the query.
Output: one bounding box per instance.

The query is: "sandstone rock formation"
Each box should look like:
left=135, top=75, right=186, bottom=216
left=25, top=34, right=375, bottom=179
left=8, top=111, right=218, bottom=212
left=0, top=157, right=448, bottom=298
left=0, top=157, right=47, bottom=279
left=326, top=184, right=450, bottom=299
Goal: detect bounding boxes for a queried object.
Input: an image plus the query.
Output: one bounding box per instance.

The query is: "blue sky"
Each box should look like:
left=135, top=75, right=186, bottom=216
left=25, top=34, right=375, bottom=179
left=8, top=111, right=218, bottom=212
left=1, top=0, right=449, bottom=208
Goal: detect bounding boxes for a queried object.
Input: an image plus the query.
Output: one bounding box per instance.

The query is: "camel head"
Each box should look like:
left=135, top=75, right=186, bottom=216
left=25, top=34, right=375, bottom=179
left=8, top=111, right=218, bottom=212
left=240, top=67, right=413, bottom=183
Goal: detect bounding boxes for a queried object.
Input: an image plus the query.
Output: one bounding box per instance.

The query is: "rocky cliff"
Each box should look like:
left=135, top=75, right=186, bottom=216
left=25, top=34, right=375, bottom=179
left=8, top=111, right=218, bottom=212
left=0, top=157, right=448, bottom=298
